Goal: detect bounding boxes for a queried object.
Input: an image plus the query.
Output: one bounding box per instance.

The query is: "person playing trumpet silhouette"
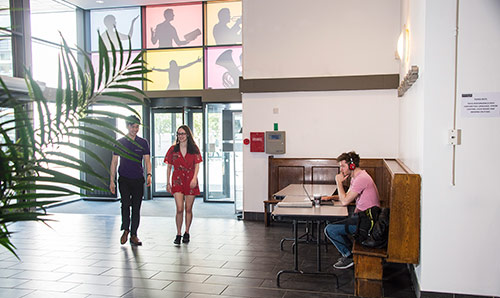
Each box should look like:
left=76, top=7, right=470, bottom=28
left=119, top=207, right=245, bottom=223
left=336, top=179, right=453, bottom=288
left=213, top=8, right=241, bottom=45
left=152, top=57, right=201, bottom=90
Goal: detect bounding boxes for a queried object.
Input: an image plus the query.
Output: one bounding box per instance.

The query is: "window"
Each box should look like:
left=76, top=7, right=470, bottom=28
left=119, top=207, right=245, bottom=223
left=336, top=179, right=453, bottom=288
left=89, top=0, right=242, bottom=91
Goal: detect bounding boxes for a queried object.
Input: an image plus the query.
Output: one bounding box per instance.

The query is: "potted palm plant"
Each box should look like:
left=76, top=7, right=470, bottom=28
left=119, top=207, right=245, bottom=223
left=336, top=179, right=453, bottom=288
left=0, top=32, right=150, bottom=258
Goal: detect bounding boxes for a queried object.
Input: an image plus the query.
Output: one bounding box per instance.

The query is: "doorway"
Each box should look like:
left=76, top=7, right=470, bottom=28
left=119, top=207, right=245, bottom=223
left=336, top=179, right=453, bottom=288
left=204, top=104, right=242, bottom=212
left=150, top=99, right=204, bottom=197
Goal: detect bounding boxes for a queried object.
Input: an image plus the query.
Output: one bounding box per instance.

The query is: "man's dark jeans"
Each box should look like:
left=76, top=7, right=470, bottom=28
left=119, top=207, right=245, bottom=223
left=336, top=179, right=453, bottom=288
left=118, top=176, right=144, bottom=236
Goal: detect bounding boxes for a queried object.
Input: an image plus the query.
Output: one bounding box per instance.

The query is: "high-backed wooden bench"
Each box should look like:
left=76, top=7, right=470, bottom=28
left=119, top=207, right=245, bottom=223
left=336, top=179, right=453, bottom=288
left=266, top=157, right=388, bottom=226
left=352, top=159, right=420, bottom=298
left=266, top=157, right=420, bottom=297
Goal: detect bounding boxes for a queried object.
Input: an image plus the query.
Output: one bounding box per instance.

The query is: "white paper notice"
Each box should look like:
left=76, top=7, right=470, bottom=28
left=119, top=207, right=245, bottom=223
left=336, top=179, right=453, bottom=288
left=461, top=92, right=500, bottom=117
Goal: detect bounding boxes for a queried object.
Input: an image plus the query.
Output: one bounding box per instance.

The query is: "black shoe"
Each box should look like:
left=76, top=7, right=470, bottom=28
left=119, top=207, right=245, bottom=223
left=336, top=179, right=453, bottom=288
left=174, top=235, right=182, bottom=245
left=333, top=256, right=354, bottom=269
left=182, top=232, right=190, bottom=243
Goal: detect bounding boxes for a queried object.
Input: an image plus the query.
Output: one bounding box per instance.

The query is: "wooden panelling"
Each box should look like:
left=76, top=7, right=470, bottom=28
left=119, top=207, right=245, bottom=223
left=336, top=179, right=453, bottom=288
left=268, top=157, right=339, bottom=200
left=277, top=166, right=305, bottom=191
left=355, top=279, right=384, bottom=298
left=354, top=254, right=384, bottom=280
left=386, top=167, right=421, bottom=264
left=311, top=166, right=338, bottom=184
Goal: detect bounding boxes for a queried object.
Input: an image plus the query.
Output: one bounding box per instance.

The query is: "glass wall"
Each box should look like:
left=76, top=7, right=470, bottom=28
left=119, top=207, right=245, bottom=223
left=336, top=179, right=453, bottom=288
left=205, top=103, right=242, bottom=207
left=0, top=0, right=12, bottom=76
left=89, top=0, right=242, bottom=91
left=30, top=0, right=77, bottom=88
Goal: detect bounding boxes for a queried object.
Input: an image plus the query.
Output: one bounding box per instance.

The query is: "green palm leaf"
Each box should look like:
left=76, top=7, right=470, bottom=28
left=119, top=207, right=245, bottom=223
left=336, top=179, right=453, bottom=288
left=1, top=28, right=148, bottom=258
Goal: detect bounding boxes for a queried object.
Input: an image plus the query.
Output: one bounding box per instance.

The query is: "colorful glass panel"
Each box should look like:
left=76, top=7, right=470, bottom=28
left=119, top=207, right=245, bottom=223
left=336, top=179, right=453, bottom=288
left=205, top=46, right=241, bottom=89
left=145, top=3, right=202, bottom=49
left=145, top=48, right=203, bottom=91
left=90, top=7, right=142, bottom=51
left=206, top=1, right=242, bottom=46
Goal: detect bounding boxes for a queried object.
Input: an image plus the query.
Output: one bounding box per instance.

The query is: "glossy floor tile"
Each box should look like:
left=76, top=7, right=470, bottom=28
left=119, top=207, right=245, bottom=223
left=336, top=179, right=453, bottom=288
left=0, top=213, right=416, bottom=297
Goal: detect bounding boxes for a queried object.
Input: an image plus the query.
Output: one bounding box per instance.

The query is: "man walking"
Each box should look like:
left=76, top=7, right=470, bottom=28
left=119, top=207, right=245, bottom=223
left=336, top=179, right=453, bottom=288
left=110, top=115, right=152, bottom=246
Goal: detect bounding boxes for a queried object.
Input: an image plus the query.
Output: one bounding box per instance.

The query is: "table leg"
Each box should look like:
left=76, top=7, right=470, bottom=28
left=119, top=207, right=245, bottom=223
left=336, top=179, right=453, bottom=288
left=277, top=219, right=338, bottom=289
left=293, top=219, right=299, bottom=270
left=317, top=220, right=322, bottom=272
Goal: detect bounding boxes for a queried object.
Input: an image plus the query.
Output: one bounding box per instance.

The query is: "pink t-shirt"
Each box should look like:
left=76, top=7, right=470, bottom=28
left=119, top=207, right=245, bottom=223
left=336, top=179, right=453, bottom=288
left=349, top=170, right=380, bottom=212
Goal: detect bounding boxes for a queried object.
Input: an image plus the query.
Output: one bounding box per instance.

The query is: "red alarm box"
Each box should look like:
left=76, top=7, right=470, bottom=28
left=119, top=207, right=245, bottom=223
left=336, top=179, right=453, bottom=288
left=250, top=132, right=265, bottom=152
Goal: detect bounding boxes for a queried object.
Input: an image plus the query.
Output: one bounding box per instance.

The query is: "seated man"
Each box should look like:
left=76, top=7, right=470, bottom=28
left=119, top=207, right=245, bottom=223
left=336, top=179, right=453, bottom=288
left=324, top=151, right=380, bottom=269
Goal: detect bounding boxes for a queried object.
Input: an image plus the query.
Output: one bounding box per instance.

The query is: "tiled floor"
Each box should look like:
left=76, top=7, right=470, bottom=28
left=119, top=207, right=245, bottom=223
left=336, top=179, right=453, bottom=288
left=0, top=213, right=415, bottom=298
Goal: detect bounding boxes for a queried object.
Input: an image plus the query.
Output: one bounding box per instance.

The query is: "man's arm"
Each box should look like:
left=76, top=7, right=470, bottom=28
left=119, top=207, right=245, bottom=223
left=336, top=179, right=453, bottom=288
left=335, top=173, right=358, bottom=206
left=109, top=155, right=119, bottom=194
left=144, top=154, right=152, bottom=187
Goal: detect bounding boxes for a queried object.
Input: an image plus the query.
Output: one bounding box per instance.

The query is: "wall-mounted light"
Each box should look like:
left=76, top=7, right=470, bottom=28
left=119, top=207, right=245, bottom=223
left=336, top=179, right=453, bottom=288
left=396, top=25, right=410, bottom=65
left=398, top=65, right=419, bottom=97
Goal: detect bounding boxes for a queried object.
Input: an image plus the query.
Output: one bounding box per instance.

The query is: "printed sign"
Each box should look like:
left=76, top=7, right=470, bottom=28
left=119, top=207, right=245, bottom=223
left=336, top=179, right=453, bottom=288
left=461, top=92, right=500, bottom=117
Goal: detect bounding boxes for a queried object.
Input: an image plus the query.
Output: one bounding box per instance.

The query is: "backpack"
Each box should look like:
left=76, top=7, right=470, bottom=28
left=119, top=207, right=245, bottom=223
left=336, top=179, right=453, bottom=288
left=353, top=206, right=381, bottom=243
left=362, top=207, right=390, bottom=249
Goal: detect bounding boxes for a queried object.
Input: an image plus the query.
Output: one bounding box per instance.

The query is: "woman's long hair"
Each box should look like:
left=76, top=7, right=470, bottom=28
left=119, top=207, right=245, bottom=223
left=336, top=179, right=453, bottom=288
left=174, top=125, right=200, bottom=154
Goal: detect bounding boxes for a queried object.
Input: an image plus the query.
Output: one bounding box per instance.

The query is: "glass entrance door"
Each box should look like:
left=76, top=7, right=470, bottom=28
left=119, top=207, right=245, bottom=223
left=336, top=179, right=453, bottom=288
left=205, top=104, right=242, bottom=205
left=151, top=109, right=182, bottom=196
left=151, top=108, right=204, bottom=197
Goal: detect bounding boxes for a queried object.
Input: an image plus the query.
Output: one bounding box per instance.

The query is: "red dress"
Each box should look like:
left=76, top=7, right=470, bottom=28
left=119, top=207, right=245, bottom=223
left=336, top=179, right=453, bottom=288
left=164, top=145, right=203, bottom=195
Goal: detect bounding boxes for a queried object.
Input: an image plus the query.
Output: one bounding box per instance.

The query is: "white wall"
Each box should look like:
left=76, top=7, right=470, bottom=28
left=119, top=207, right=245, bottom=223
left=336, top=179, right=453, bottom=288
left=399, top=0, right=500, bottom=296
left=398, top=0, right=425, bottom=173
left=242, top=91, right=399, bottom=212
left=243, top=0, right=400, bottom=78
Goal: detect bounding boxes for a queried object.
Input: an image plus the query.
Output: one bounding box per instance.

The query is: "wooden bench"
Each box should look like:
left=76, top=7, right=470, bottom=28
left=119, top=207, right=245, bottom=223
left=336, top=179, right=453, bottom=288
left=352, top=159, right=420, bottom=298
left=266, top=157, right=388, bottom=226
left=266, top=157, right=420, bottom=297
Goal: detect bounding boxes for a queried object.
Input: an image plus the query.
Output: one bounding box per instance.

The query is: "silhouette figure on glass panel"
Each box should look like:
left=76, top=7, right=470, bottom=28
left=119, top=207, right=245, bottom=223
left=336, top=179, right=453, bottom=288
left=100, top=14, right=139, bottom=49
left=151, top=8, right=200, bottom=48
left=152, top=57, right=201, bottom=90
left=215, top=49, right=241, bottom=88
left=213, top=8, right=241, bottom=45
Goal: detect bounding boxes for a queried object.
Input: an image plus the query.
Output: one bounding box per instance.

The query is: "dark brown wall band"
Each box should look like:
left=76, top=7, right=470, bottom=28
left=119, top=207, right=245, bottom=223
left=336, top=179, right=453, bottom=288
left=240, top=74, right=399, bottom=93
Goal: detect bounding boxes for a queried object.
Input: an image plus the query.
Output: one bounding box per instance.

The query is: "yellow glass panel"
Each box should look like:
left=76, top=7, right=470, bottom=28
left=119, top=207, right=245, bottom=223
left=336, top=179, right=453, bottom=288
left=145, top=48, right=203, bottom=91
left=206, top=1, right=242, bottom=46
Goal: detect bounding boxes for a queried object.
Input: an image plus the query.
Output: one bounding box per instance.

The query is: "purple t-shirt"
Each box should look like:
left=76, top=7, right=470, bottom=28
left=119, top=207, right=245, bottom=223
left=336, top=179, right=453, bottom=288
left=113, top=136, right=150, bottom=179
left=349, top=170, right=380, bottom=212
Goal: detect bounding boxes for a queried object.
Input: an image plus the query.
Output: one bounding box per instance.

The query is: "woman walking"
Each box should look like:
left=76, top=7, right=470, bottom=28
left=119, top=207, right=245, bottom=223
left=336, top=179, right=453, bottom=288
left=164, top=125, right=202, bottom=245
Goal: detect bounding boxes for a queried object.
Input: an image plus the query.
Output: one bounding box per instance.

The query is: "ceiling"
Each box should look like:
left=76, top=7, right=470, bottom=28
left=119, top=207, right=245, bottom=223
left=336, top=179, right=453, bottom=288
left=61, top=0, right=203, bottom=10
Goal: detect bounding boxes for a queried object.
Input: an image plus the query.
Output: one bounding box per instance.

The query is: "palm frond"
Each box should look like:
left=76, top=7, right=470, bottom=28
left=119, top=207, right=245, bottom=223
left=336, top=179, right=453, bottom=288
left=0, top=31, right=148, bottom=257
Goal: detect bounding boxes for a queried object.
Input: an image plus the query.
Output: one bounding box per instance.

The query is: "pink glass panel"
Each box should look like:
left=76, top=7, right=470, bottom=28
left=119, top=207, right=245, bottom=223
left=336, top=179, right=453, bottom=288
left=145, top=3, right=202, bottom=49
left=205, top=46, right=242, bottom=89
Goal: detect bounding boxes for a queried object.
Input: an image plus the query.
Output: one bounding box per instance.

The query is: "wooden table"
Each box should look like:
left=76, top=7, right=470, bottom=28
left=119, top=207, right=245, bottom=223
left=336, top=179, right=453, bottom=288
left=264, top=184, right=338, bottom=226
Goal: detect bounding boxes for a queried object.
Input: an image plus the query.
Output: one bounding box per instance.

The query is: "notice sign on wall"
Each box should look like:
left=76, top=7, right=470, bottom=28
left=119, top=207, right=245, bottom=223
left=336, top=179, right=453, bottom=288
left=461, top=92, right=500, bottom=117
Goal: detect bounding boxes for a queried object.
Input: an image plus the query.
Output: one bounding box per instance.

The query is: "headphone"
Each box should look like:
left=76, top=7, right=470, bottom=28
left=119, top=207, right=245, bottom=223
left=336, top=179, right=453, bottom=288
left=348, top=154, right=356, bottom=170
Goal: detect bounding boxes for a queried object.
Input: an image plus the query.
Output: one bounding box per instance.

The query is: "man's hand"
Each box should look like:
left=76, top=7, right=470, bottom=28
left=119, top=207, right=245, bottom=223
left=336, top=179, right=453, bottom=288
left=336, top=173, right=349, bottom=185
left=146, top=175, right=152, bottom=187
left=110, top=181, right=116, bottom=194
